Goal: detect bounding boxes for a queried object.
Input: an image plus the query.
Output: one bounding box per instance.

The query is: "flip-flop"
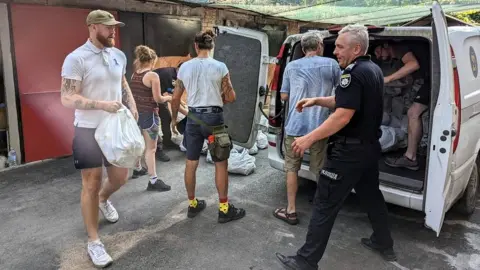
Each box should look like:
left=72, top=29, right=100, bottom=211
left=273, top=207, right=299, bottom=225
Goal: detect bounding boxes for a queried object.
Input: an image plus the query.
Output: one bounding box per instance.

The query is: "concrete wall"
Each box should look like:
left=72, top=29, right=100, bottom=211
left=0, top=2, right=22, bottom=162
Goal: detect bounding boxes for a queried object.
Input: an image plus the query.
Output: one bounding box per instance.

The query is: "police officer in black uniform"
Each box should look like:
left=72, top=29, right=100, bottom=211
left=276, top=24, right=396, bottom=270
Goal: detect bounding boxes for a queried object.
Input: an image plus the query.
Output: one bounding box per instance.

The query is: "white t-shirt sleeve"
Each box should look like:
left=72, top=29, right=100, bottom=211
left=121, top=52, right=127, bottom=76
left=221, top=63, right=229, bottom=77
left=61, top=53, right=83, bottom=81
left=177, top=65, right=185, bottom=81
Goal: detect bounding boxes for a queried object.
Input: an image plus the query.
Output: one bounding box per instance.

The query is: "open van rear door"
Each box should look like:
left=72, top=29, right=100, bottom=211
left=424, top=1, right=456, bottom=236
left=212, top=26, right=269, bottom=149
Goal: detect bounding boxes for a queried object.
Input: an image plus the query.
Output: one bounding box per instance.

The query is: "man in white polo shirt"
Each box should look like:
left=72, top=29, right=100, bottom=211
left=60, top=10, right=138, bottom=268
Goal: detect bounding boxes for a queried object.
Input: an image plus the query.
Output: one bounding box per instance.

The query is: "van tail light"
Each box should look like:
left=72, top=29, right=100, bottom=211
left=268, top=44, right=286, bottom=127
left=451, top=47, right=461, bottom=153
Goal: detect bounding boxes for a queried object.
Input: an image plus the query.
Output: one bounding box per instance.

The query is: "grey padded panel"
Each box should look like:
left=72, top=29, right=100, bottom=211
left=144, top=15, right=201, bottom=57
left=214, top=33, right=261, bottom=144
left=118, top=12, right=144, bottom=81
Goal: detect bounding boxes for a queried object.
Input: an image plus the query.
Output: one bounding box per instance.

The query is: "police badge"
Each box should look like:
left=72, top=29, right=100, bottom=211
left=340, top=74, right=351, bottom=88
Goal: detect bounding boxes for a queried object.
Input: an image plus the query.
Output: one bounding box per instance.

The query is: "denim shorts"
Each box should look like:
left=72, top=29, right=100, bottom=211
left=185, top=107, right=224, bottom=161
left=138, top=112, right=160, bottom=140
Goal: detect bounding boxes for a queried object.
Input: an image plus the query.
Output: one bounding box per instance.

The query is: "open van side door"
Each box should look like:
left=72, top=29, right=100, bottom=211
left=424, top=1, right=456, bottom=236
left=212, top=26, right=269, bottom=149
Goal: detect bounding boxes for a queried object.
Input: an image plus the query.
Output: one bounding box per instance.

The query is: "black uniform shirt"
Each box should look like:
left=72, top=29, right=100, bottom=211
left=153, top=67, right=177, bottom=94
left=334, top=55, right=384, bottom=141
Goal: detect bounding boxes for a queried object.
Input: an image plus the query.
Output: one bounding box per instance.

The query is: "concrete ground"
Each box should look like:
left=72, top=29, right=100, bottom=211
left=0, top=149, right=479, bottom=270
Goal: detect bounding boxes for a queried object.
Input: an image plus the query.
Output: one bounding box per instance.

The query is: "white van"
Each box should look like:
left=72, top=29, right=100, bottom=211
left=264, top=2, right=480, bottom=236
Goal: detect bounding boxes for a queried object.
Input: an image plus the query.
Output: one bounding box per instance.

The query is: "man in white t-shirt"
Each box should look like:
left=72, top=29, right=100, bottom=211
left=60, top=10, right=138, bottom=268
left=170, top=30, right=246, bottom=223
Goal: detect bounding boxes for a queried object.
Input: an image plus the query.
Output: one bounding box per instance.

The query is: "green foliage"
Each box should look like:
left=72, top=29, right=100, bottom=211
left=451, top=9, right=480, bottom=24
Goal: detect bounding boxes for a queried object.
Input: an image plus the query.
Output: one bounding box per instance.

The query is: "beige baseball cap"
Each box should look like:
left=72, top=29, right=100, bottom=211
left=86, top=10, right=125, bottom=27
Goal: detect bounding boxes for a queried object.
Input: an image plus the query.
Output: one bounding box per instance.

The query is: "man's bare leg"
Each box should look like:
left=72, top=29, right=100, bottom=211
left=185, top=159, right=199, bottom=199
left=99, top=166, right=128, bottom=203
left=185, top=159, right=207, bottom=218
left=405, top=102, right=428, bottom=161
left=215, top=159, right=246, bottom=223
left=81, top=168, right=103, bottom=241
left=97, top=166, right=128, bottom=223
left=286, top=172, right=298, bottom=214
left=214, top=160, right=228, bottom=199
left=385, top=102, right=427, bottom=171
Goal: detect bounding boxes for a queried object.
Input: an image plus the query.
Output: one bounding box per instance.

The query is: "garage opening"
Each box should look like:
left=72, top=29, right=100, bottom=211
left=284, top=35, right=433, bottom=194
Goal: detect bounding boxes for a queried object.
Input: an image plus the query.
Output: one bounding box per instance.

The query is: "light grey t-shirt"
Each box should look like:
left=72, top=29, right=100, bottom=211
left=61, top=40, right=126, bottom=128
left=177, top=57, right=229, bottom=108
left=281, top=56, right=341, bottom=137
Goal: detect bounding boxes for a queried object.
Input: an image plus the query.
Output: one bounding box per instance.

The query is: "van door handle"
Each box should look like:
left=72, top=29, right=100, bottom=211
left=259, top=86, right=266, bottom=97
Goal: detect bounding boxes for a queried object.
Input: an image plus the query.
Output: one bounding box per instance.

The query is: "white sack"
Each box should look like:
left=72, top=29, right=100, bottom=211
left=379, top=125, right=407, bottom=153
left=228, top=148, right=256, bottom=175
left=95, top=106, right=145, bottom=168
left=248, top=143, right=259, bottom=155
left=233, top=144, right=245, bottom=152
left=256, top=130, right=268, bottom=149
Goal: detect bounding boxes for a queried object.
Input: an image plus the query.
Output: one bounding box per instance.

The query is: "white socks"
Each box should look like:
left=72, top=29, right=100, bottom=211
left=150, top=176, right=158, bottom=184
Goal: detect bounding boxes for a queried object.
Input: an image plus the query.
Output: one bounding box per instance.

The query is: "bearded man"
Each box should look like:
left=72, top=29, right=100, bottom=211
left=60, top=10, right=138, bottom=268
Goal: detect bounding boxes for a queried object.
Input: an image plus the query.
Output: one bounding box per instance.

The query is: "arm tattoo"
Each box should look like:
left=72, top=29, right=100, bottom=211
left=61, top=78, right=79, bottom=96
left=221, top=73, right=234, bottom=94
left=61, top=78, right=98, bottom=110
left=85, top=101, right=97, bottom=109
left=122, top=77, right=136, bottom=109
left=176, top=80, right=185, bottom=91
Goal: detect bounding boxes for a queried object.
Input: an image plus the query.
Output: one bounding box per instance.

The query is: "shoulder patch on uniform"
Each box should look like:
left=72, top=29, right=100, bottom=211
left=340, top=73, right=351, bottom=88
left=345, top=63, right=356, bottom=71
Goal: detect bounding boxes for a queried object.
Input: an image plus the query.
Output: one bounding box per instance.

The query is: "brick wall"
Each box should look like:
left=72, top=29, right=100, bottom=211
left=0, top=0, right=331, bottom=36
left=202, top=8, right=217, bottom=31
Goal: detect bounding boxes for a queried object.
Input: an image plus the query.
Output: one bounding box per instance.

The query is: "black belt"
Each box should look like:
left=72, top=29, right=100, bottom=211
left=331, top=136, right=376, bottom=145
left=189, top=106, right=223, bottom=114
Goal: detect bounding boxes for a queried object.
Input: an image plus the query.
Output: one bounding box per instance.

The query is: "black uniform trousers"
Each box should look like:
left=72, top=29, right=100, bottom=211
left=297, top=141, right=394, bottom=267
left=156, top=103, right=173, bottom=150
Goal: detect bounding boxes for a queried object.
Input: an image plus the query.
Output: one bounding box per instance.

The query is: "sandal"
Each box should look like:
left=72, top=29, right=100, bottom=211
left=273, top=207, right=299, bottom=225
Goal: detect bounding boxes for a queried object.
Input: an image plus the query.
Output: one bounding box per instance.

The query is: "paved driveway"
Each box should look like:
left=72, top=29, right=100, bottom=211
left=0, top=149, right=479, bottom=270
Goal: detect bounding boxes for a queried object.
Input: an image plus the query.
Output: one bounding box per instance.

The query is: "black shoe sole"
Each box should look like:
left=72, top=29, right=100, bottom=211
left=384, top=161, right=419, bottom=171
left=218, top=210, right=246, bottom=223
left=361, top=238, right=397, bottom=262
left=146, top=186, right=171, bottom=192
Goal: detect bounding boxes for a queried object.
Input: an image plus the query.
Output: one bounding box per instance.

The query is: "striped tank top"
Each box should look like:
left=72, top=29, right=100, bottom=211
left=130, top=71, right=157, bottom=113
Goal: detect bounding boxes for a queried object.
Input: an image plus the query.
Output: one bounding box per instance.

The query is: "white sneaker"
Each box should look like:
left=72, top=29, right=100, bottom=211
left=87, top=240, right=113, bottom=268
left=99, top=200, right=119, bottom=223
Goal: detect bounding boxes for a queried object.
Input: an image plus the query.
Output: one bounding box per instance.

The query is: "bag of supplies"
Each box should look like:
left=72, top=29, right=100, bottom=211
left=95, top=106, right=145, bottom=168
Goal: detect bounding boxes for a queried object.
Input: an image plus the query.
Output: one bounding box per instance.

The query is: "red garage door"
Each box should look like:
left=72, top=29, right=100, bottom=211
left=10, top=4, right=121, bottom=162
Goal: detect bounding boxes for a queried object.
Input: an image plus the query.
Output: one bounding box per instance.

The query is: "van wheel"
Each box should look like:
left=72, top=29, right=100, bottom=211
left=454, top=163, right=479, bottom=216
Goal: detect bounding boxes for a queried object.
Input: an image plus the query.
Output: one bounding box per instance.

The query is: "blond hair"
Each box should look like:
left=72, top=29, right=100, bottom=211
left=133, top=45, right=157, bottom=71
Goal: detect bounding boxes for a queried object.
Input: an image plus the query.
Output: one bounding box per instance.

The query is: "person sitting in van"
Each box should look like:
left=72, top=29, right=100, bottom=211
left=273, top=32, right=341, bottom=225
left=374, top=43, right=429, bottom=171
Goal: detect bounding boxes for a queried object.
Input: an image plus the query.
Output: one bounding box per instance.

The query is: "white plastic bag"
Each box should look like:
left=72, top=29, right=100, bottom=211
left=206, top=150, right=214, bottom=164
left=201, top=140, right=209, bottom=155
left=95, top=106, right=145, bottom=168
left=248, top=143, right=258, bottom=155
left=228, top=148, right=256, bottom=175
left=256, top=130, right=268, bottom=149
left=379, top=125, right=407, bottom=153
left=233, top=144, right=245, bottom=152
